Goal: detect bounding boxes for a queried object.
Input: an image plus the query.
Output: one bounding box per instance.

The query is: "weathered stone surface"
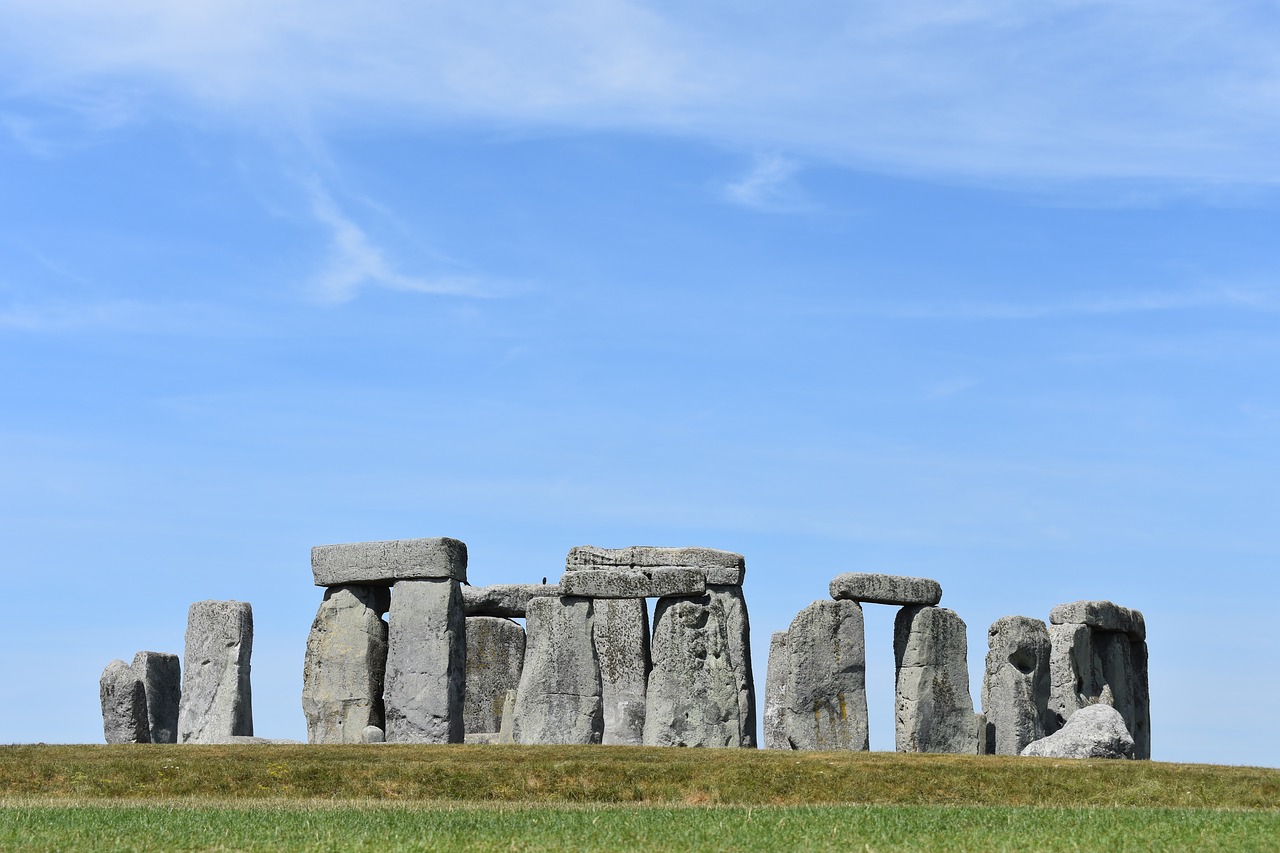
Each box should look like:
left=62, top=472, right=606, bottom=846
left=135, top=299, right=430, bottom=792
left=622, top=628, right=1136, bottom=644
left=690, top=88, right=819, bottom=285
left=980, top=616, right=1050, bottom=755
left=464, top=616, right=526, bottom=735
left=894, top=605, right=977, bottom=754
left=512, top=596, right=603, bottom=744
left=560, top=568, right=705, bottom=599
left=302, top=585, right=390, bottom=744
left=708, top=584, right=756, bottom=748
left=762, top=631, right=790, bottom=750
left=384, top=578, right=465, bottom=743
left=1021, top=703, right=1135, bottom=759
left=1048, top=622, right=1093, bottom=730
left=567, top=546, right=745, bottom=585
left=363, top=725, right=385, bottom=743
left=462, top=584, right=561, bottom=618
left=130, top=651, right=180, bottom=745
left=644, top=593, right=744, bottom=747
left=1048, top=615, right=1151, bottom=760
left=1049, top=600, right=1145, bottom=640
left=592, top=598, right=650, bottom=745
left=783, top=599, right=869, bottom=751
left=975, top=713, right=989, bottom=757
left=312, top=537, right=467, bottom=586
left=100, top=660, right=149, bottom=744
left=465, top=732, right=500, bottom=744
left=829, top=573, right=942, bottom=606
left=497, top=688, right=516, bottom=744
left=225, top=736, right=304, bottom=744
left=178, top=600, right=253, bottom=744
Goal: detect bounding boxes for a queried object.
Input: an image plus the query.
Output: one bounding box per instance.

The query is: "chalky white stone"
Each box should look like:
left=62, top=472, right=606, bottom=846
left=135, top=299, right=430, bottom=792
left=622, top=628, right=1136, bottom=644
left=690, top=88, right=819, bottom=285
left=783, top=599, right=869, bottom=751
left=894, top=605, right=977, bottom=754
left=178, top=600, right=253, bottom=744
left=980, top=616, right=1050, bottom=755
left=302, top=585, right=390, bottom=744
left=512, top=596, right=603, bottom=744
left=100, top=660, right=149, bottom=744
left=384, top=578, right=465, bottom=743
left=311, top=537, right=467, bottom=586
left=1021, top=703, right=1135, bottom=759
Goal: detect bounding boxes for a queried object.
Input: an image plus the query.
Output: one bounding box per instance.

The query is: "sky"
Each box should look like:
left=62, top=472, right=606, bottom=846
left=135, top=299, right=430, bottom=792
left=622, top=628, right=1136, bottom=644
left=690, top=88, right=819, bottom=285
left=1, top=2, right=1277, bottom=766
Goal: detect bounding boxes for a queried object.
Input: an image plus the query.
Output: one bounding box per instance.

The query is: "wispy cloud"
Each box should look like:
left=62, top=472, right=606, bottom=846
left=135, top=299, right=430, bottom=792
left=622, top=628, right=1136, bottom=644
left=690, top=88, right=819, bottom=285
left=723, top=153, right=808, bottom=212
left=856, top=287, right=1280, bottom=321
left=306, top=183, right=495, bottom=304
left=0, top=299, right=250, bottom=334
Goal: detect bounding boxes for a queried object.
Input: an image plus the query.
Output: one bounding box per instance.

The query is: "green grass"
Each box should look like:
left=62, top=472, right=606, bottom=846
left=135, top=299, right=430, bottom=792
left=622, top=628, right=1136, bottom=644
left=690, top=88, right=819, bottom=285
left=1, top=745, right=1276, bottom=850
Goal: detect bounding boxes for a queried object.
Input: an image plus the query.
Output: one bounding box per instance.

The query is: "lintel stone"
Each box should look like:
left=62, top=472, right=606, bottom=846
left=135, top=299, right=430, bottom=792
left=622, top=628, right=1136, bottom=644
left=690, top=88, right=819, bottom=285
left=1049, top=600, right=1145, bottom=640
left=462, top=583, right=561, bottom=618
left=560, top=568, right=705, bottom=599
left=567, top=546, right=745, bottom=585
left=829, top=573, right=942, bottom=606
left=312, top=537, right=467, bottom=586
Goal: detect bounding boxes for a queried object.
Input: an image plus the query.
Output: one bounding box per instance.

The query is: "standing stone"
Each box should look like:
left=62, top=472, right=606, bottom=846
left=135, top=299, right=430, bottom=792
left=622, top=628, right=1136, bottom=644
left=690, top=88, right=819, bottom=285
left=1048, top=622, right=1093, bottom=730
left=130, top=651, right=180, bottom=745
left=302, top=585, right=390, bottom=744
left=980, top=616, right=1050, bottom=755
left=592, top=598, right=650, bottom=745
left=512, top=596, right=602, bottom=744
left=464, top=616, right=526, bottom=735
left=894, top=605, right=977, bottom=754
left=762, top=631, right=790, bottom=749
left=177, top=600, right=253, bottom=744
left=782, top=599, right=869, bottom=751
left=384, top=578, right=465, bottom=743
left=100, top=660, right=149, bottom=744
left=708, top=584, right=756, bottom=748
left=644, top=593, right=744, bottom=747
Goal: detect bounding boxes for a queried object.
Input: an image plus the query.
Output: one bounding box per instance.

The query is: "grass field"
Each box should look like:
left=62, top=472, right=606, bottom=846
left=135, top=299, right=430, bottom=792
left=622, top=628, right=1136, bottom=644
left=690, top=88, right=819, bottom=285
left=1, top=744, right=1277, bottom=850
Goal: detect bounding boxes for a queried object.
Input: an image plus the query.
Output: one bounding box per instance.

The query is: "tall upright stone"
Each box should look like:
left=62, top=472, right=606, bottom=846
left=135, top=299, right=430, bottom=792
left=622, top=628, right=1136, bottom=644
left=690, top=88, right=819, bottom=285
left=385, top=578, right=465, bottom=743
left=894, top=605, right=976, bottom=754
left=177, top=600, right=253, bottom=744
left=1048, top=600, right=1150, bottom=760
left=782, top=599, right=869, bottom=751
left=644, top=593, right=744, bottom=747
left=303, top=584, right=390, bottom=744
left=762, top=631, right=790, bottom=750
left=100, top=660, right=149, bottom=744
left=592, top=598, right=649, bottom=745
left=464, top=616, right=526, bottom=735
left=707, top=584, right=757, bottom=748
left=980, top=616, right=1050, bottom=755
left=131, top=651, right=181, bottom=745
left=512, top=596, right=603, bottom=744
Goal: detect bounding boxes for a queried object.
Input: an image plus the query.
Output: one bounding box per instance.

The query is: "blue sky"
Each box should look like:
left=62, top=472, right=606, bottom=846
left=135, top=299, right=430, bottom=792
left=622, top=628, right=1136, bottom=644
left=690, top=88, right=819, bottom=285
left=1, top=2, right=1277, bottom=765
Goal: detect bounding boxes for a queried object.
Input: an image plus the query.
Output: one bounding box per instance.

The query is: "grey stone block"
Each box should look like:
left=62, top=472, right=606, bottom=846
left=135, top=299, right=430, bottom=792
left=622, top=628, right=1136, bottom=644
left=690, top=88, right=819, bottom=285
left=1049, top=600, right=1145, bottom=640
left=709, top=584, right=756, bottom=748
left=593, top=598, right=650, bottom=745
left=178, top=600, right=253, bottom=744
left=384, top=578, right=465, bottom=743
left=1021, top=703, right=1135, bottom=759
left=783, top=599, right=869, bottom=751
left=567, top=546, right=745, bottom=585
left=224, top=736, right=305, bottom=744
left=829, top=573, right=942, bottom=606
left=462, top=584, right=561, bottom=618
left=559, top=568, right=705, bottom=599
left=312, top=538, right=467, bottom=586
left=980, top=616, right=1050, bottom=756
left=1048, top=622, right=1093, bottom=730
left=100, top=660, right=149, bottom=744
left=130, top=651, right=180, bottom=745
left=894, top=605, right=977, bottom=754
left=644, top=593, right=745, bottom=747
left=302, top=585, right=389, bottom=744
left=512, top=596, right=603, bottom=744
left=464, top=616, right=526, bottom=735
left=762, top=631, right=790, bottom=750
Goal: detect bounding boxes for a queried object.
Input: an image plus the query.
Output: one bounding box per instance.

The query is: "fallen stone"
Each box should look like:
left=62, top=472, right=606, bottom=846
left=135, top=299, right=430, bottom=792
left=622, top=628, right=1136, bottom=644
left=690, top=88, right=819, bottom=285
left=224, top=736, right=305, bottom=744
left=465, top=732, right=500, bottom=744
left=1021, top=703, right=1135, bottom=759
left=302, top=584, right=390, bottom=744
left=1047, top=615, right=1151, bottom=760
left=708, top=584, right=756, bottom=748
left=312, top=537, right=467, bottom=586
left=177, top=600, right=254, bottom=744
left=829, top=573, right=942, bottom=606
left=783, top=599, right=869, bottom=751
left=894, top=605, right=977, bottom=754
left=512, top=596, right=603, bottom=744
left=131, top=651, right=180, bottom=745
left=762, top=631, right=790, bottom=750
left=100, top=660, right=149, bottom=744
left=644, top=593, right=744, bottom=747
left=384, top=578, right=465, bottom=743
left=559, top=568, right=705, bottom=599
left=592, top=598, right=650, bottom=745
left=363, top=725, right=385, bottom=743
left=1049, top=600, right=1145, bottom=640
left=980, top=616, right=1050, bottom=755
left=464, top=616, right=526, bottom=735
left=567, top=546, right=745, bottom=585
left=462, top=584, right=561, bottom=618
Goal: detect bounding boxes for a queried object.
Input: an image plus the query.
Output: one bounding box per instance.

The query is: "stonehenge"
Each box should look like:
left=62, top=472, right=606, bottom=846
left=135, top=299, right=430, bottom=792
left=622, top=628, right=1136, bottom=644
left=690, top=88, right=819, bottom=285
left=99, top=535, right=1150, bottom=762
